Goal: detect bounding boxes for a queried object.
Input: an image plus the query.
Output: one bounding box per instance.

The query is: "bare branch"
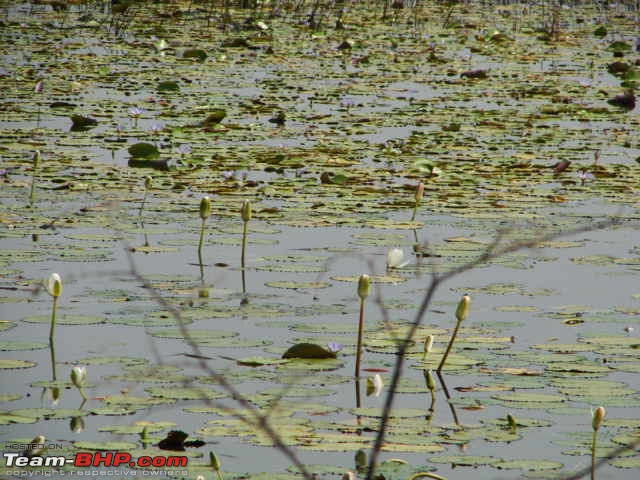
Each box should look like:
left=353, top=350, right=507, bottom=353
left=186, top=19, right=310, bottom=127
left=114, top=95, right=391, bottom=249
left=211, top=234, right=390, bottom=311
left=365, top=217, right=625, bottom=479
left=560, top=436, right=640, bottom=480
left=122, top=244, right=314, bottom=480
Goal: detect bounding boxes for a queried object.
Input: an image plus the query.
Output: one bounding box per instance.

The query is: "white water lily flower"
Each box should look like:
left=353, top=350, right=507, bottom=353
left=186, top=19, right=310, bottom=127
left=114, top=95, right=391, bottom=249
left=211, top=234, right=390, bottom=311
left=386, top=248, right=409, bottom=269
left=70, top=366, right=87, bottom=388
left=45, top=273, right=63, bottom=298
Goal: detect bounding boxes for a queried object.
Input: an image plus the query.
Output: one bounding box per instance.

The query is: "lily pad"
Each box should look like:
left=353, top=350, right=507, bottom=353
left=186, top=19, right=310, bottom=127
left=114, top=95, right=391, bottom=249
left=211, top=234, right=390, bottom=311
left=282, top=343, right=337, bottom=359
left=495, top=459, right=564, bottom=471
left=0, top=341, right=48, bottom=351
left=0, top=360, right=36, bottom=369
left=128, top=143, right=160, bottom=159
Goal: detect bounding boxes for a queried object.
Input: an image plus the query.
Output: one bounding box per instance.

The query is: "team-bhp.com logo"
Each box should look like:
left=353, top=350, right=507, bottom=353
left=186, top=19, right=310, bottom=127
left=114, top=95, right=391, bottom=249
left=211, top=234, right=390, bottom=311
left=4, top=452, right=188, bottom=468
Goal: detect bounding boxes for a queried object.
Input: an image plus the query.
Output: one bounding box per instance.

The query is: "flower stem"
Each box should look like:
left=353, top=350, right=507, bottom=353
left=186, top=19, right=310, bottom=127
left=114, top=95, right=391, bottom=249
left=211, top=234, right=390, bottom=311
left=591, top=429, right=597, bottom=480
left=241, top=220, right=248, bottom=269
left=138, top=189, right=148, bottom=220
left=437, top=317, right=462, bottom=371
left=29, top=168, right=38, bottom=205
left=355, top=298, right=365, bottom=378
left=198, top=218, right=206, bottom=266
left=79, top=387, right=88, bottom=401
left=410, top=202, right=418, bottom=222
left=49, top=296, right=58, bottom=344
left=215, top=470, right=224, bottom=480
left=50, top=340, right=57, bottom=381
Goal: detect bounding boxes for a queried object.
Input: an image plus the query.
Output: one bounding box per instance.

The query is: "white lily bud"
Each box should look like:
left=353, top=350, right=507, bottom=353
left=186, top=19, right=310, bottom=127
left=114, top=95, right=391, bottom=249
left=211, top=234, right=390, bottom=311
left=70, top=366, right=87, bottom=388
left=199, top=196, right=211, bottom=220
left=241, top=199, right=252, bottom=222
left=357, top=274, right=370, bottom=300
left=45, top=273, right=63, bottom=298
left=592, top=406, right=605, bottom=431
left=455, top=294, right=471, bottom=322
left=426, top=369, right=436, bottom=391
left=424, top=335, right=434, bottom=355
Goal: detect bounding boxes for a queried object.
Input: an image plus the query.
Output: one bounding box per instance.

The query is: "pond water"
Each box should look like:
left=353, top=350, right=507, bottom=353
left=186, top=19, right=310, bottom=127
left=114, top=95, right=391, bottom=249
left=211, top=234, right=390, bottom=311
left=1, top=1, right=639, bottom=479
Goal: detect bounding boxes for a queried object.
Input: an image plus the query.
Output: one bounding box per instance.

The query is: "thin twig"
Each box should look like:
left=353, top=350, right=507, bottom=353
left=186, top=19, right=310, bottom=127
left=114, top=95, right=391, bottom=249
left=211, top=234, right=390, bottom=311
left=561, top=436, right=640, bottom=480
left=365, top=217, right=624, bottom=479
left=122, top=245, right=314, bottom=480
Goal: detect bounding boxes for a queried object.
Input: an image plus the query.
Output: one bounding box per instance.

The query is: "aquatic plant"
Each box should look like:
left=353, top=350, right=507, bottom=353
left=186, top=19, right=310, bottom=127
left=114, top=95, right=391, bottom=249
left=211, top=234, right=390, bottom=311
left=34, top=80, right=43, bottom=126
left=29, top=150, right=40, bottom=205
left=139, top=176, right=152, bottom=220
left=198, top=196, right=211, bottom=270
left=591, top=406, right=606, bottom=480
left=23, top=435, right=46, bottom=458
left=366, top=374, right=383, bottom=397
left=411, top=181, right=424, bottom=222
left=422, top=334, right=434, bottom=362
left=70, top=416, right=84, bottom=433
left=209, top=451, right=224, bottom=480
left=407, top=472, right=447, bottom=480
left=386, top=248, right=409, bottom=269
left=154, top=38, right=169, bottom=53
left=341, top=98, right=355, bottom=114
left=70, top=366, right=88, bottom=401
left=45, top=273, right=63, bottom=343
left=437, top=294, right=470, bottom=371
left=355, top=449, right=367, bottom=474
left=150, top=123, right=163, bottom=145
left=176, top=144, right=192, bottom=162
left=425, top=369, right=436, bottom=409
left=355, top=274, right=370, bottom=378
left=577, top=170, right=595, bottom=186
left=139, top=426, right=151, bottom=448
left=129, top=106, right=143, bottom=127
left=240, top=199, right=252, bottom=269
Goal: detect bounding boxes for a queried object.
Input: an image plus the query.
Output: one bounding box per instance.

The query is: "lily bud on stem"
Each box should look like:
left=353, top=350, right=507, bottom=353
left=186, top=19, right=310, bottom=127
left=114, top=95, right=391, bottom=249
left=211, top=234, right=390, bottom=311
left=241, top=200, right=251, bottom=271
left=437, top=295, right=471, bottom=372
left=423, top=334, right=434, bottom=361
left=209, top=451, right=224, bottom=480
left=591, top=406, right=605, bottom=480
left=355, top=274, right=370, bottom=378
left=46, top=273, right=63, bottom=343
left=198, top=196, right=211, bottom=268
left=139, top=176, right=152, bottom=219
left=411, top=181, right=424, bottom=222
left=29, top=150, right=41, bottom=205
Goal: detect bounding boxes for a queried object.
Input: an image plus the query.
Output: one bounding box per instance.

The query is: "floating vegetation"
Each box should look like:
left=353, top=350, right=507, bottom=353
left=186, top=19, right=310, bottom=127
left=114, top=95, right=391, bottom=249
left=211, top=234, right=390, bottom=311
left=1, top=2, right=639, bottom=480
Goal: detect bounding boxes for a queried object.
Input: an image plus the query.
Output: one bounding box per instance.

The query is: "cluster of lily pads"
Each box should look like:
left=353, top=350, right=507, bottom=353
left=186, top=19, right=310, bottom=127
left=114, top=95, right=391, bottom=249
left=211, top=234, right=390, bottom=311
left=1, top=1, right=640, bottom=480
